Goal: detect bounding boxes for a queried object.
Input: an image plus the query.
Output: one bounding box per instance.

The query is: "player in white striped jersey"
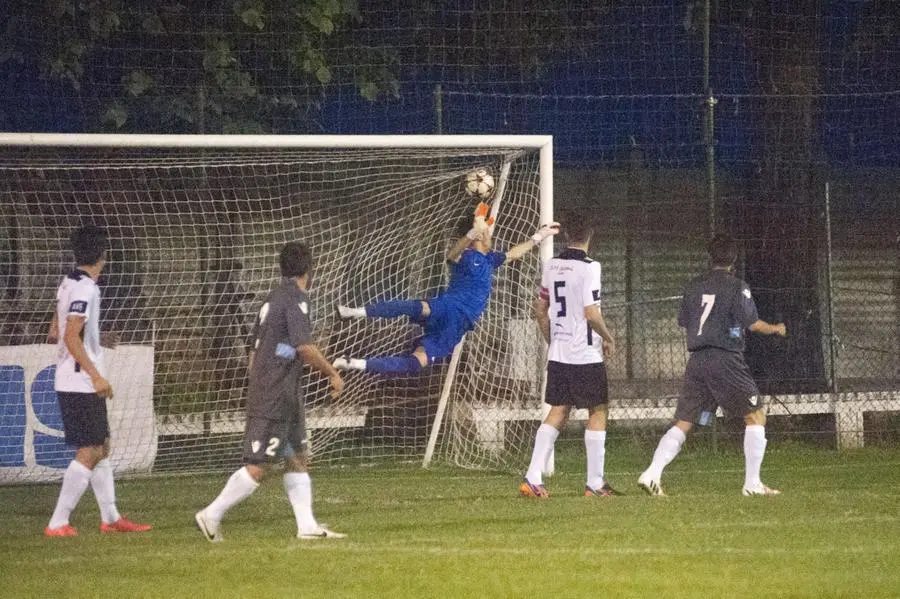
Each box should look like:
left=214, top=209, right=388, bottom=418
left=520, top=217, right=619, bottom=498
left=45, top=225, right=151, bottom=537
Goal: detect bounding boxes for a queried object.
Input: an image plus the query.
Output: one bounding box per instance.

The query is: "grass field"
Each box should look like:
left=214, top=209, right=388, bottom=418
left=2, top=443, right=898, bottom=598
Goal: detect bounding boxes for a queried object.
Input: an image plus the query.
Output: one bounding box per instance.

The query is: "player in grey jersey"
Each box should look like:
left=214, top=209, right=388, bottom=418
left=196, top=242, right=346, bottom=541
left=638, top=235, right=787, bottom=497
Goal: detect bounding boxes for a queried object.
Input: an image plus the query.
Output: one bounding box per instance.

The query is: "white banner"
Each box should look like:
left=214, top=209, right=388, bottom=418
left=0, top=344, right=156, bottom=484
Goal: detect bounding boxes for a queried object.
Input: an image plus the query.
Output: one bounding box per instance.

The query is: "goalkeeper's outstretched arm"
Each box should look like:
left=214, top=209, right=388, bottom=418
left=506, top=222, right=561, bottom=262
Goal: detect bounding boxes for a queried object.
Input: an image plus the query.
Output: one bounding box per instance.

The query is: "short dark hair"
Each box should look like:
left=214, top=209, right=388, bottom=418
left=707, top=234, right=738, bottom=268
left=71, top=225, right=109, bottom=266
left=280, top=241, right=312, bottom=278
left=564, top=216, right=593, bottom=245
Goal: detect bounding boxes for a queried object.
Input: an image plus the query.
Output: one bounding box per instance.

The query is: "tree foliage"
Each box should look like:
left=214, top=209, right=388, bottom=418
left=1, top=0, right=400, bottom=132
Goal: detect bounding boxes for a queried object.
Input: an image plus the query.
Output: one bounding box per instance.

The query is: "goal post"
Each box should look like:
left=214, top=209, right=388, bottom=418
left=0, top=133, right=553, bottom=482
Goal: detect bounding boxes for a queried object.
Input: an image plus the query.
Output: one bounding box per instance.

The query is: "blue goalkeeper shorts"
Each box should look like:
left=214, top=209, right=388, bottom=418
left=417, top=295, right=473, bottom=364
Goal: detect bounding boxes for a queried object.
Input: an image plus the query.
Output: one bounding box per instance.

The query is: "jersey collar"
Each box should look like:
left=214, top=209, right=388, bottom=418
left=557, top=248, right=588, bottom=260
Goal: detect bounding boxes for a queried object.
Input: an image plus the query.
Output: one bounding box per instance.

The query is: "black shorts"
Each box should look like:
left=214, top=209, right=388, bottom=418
left=57, top=392, right=110, bottom=448
left=242, top=406, right=308, bottom=465
left=545, top=361, right=609, bottom=409
left=674, top=348, right=762, bottom=424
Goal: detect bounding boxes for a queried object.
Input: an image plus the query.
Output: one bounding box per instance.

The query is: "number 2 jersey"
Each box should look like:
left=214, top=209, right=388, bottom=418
left=539, top=248, right=604, bottom=365
left=678, top=269, right=759, bottom=353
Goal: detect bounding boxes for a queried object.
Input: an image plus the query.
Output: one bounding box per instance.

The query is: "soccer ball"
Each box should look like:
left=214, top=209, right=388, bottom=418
left=465, top=168, right=495, bottom=199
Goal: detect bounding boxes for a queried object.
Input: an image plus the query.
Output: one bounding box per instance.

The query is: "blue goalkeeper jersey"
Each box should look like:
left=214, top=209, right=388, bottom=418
left=441, top=248, right=506, bottom=324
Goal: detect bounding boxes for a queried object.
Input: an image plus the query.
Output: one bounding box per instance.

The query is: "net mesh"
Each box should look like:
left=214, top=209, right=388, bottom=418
left=0, top=142, right=548, bottom=480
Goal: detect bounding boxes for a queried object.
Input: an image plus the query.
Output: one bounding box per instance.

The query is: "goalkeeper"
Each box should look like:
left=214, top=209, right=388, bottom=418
left=334, top=202, right=559, bottom=375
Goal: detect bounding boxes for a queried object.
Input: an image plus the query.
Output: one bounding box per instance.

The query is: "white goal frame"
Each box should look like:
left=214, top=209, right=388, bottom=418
left=0, top=132, right=554, bottom=473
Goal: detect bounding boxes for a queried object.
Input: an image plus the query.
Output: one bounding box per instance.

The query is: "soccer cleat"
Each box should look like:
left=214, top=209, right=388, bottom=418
left=584, top=482, right=624, bottom=497
left=195, top=510, right=223, bottom=543
left=742, top=485, right=782, bottom=497
left=298, top=526, right=346, bottom=540
left=333, top=357, right=366, bottom=371
left=100, top=517, right=152, bottom=533
left=519, top=480, right=550, bottom=498
left=337, top=305, right=365, bottom=319
left=637, top=473, right=666, bottom=497
left=44, top=524, right=78, bottom=537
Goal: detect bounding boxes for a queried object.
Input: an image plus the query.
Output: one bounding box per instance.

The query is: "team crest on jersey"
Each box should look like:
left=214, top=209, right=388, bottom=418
left=743, top=288, right=752, bottom=299
left=299, top=302, right=308, bottom=314
left=251, top=440, right=261, bottom=453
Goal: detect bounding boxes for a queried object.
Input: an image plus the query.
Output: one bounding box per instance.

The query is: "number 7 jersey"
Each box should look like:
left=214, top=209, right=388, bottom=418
left=539, top=248, right=605, bottom=364
left=678, top=269, right=759, bottom=353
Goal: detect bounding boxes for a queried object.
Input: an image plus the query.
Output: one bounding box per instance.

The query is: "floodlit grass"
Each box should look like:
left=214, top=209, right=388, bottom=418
left=2, top=444, right=898, bottom=598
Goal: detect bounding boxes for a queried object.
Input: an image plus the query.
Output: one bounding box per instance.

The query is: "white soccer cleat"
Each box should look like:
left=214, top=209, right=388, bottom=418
left=742, top=484, right=782, bottom=497
left=637, top=472, right=666, bottom=497
left=195, top=510, right=223, bottom=543
left=298, top=526, right=346, bottom=540
left=337, top=305, right=366, bottom=319
left=333, top=357, right=366, bottom=371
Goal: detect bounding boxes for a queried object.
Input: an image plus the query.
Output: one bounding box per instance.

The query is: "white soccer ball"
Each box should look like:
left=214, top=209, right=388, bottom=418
left=465, top=168, right=495, bottom=199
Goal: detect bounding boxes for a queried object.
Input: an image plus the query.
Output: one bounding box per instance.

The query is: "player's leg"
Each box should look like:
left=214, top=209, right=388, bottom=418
left=521, top=405, right=567, bottom=497
left=741, top=408, right=780, bottom=496
left=92, top=438, right=151, bottom=533
left=196, top=418, right=273, bottom=542
left=339, top=299, right=431, bottom=320
left=580, top=363, right=621, bottom=496
left=280, top=406, right=344, bottom=538
left=521, top=361, right=570, bottom=497
left=334, top=299, right=456, bottom=374
left=46, top=392, right=106, bottom=536
left=638, top=354, right=710, bottom=495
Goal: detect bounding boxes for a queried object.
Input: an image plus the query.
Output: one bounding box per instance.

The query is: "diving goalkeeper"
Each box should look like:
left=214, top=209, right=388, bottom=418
left=334, top=202, right=559, bottom=375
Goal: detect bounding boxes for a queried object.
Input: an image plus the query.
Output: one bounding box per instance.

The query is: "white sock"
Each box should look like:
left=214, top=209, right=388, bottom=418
left=338, top=306, right=366, bottom=318
left=744, top=425, right=767, bottom=489
left=283, top=472, right=318, bottom=534
left=645, top=426, right=686, bottom=481
left=584, top=429, right=607, bottom=490
left=349, top=358, right=367, bottom=370
left=204, top=467, right=259, bottom=522
left=525, top=423, right=559, bottom=486
left=91, top=459, right=121, bottom=524
left=48, top=460, right=93, bottom=529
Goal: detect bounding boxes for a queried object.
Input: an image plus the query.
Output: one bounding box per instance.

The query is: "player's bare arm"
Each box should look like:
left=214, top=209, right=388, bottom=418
left=585, top=304, right=616, bottom=357
left=506, top=222, right=561, bottom=262
left=47, top=311, right=59, bottom=344
left=749, top=320, right=787, bottom=337
left=533, top=296, right=551, bottom=344
left=63, top=314, right=113, bottom=398
left=446, top=235, right=474, bottom=263
left=298, top=344, right=344, bottom=398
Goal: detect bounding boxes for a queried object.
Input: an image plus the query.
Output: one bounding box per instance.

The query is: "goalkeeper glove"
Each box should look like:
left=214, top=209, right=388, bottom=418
left=531, top=222, right=561, bottom=245
left=467, top=202, right=495, bottom=240
left=275, top=342, right=297, bottom=360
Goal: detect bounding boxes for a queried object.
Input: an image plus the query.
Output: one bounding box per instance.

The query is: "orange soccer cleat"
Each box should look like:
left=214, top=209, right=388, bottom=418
left=519, top=480, right=550, bottom=498
left=44, top=524, right=78, bottom=537
left=100, top=517, right=152, bottom=533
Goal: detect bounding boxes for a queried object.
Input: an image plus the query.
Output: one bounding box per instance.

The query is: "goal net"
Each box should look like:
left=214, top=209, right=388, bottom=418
left=0, top=134, right=552, bottom=482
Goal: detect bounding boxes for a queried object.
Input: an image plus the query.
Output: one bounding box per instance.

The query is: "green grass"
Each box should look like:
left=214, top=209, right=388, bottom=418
left=2, top=444, right=899, bottom=598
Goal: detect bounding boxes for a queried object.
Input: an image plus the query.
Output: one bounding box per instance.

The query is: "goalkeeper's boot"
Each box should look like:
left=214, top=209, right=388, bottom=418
left=519, top=480, right=550, bottom=498
left=637, top=473, right=666, bottom=497
left=195, top=510, right=223, bottom=543
left=742, top=484, right=782, bottom=497
left=298, top=526, right=346, bottom=540
left=337, top=305, right=366, bottom=319
left=101, top=516, right=152, bottom=533
left=333, top=357, right=366, bottom=371
left=584, top=482, right=624, bottom=497
left=44, top=524, right=78, bottom=537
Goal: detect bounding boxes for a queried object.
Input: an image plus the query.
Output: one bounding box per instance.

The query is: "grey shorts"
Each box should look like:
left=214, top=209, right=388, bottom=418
left=242, top=405, right=308, bottom=464
left=674, top=348, right=762, bottom=424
